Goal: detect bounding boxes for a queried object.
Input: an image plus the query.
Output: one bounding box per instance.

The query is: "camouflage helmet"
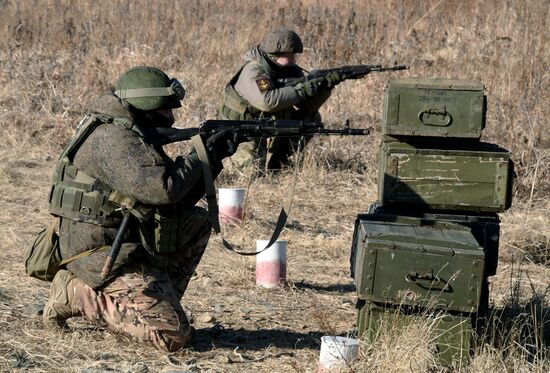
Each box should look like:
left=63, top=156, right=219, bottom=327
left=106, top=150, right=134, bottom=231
left=259, top=29, right=303, bottom=54
left=114, top=66, right=185, bottom=111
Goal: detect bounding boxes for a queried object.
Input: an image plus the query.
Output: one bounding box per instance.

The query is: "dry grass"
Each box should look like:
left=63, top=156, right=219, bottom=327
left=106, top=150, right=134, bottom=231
left=0, top=0, right=549, bottom=372
left=355, top=317, right=439, bottom=372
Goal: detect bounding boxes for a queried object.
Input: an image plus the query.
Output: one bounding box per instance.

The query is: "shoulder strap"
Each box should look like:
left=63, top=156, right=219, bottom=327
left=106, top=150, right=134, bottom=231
left=191, top=135, right=221, bottom=234
left=61, top=113, right=135, bottom=162
left=60, top=114, right=104, bottom=161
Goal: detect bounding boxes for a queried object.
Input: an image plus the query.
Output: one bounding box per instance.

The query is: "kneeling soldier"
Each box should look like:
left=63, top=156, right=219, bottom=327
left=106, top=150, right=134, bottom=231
left=43, top=66, right=236, bottom=351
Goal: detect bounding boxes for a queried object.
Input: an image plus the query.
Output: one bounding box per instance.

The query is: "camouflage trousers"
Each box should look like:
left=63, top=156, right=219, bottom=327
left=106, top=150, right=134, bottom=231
left=230, top=136, right=310, bottom=175
left=65, top=207, right=211, bottom=351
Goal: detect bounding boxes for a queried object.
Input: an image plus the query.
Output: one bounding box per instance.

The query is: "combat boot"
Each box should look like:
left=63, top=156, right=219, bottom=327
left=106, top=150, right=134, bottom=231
left=43, top=269, right=81, bottom=330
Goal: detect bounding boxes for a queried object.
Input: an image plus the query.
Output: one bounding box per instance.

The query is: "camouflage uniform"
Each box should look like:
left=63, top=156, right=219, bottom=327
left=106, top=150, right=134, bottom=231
left=218, top=29, right=333, bottom=172
left=44, top=68, right=228, bottom=351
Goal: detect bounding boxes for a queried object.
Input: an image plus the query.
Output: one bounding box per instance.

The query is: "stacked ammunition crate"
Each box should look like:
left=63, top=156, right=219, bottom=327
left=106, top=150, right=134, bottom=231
left=350, top=78, right=514, bottom=365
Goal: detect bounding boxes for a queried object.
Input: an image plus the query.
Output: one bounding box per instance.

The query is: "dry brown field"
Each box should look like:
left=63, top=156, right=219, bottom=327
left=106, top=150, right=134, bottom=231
left=0, top=0, right=548, bottom=372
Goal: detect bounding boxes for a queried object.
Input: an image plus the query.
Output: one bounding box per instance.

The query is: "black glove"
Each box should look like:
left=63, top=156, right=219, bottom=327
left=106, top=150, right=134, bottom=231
left=296, top=77, right=325, bottom=97
left=324, top=71, right=343, bottom=88
left=205, top=129, right=239, bottom=165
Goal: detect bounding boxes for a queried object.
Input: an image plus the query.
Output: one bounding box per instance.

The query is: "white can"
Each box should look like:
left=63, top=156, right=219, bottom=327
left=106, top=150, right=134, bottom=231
left=218, top=188, right=246, bottom=225
left=255, top=239, right=287, bottom=287
left=318, top=336, right=360, bottom=372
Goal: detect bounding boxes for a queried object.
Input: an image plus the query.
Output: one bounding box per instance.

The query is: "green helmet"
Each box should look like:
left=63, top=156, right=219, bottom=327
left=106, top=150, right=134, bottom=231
left=114, top=66, right=185, bottom=111
left=259, top=29, right=303, bottom=54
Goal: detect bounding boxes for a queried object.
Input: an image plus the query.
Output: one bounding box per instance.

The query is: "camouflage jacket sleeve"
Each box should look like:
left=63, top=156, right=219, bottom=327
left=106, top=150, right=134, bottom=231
left=234, top=61, right=304, bottom=112
left=73, top=123, right=203, bottom=206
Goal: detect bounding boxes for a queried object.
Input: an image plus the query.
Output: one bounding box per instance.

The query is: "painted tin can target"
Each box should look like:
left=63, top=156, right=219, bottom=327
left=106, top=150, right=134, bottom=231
left=218, top=188, right=245, bottom=225
left=255, top=239, right=287, bottom=287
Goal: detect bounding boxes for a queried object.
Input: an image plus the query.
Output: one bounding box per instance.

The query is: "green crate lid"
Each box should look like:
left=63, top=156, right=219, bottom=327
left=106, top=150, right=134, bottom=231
left=362, top=221, right=484, bottom=258
left=388, top=77, right=485, bottom=91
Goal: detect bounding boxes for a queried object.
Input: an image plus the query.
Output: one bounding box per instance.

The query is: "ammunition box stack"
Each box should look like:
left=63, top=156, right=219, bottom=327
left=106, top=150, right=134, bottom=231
left=351, top=78, right=514, bottom=365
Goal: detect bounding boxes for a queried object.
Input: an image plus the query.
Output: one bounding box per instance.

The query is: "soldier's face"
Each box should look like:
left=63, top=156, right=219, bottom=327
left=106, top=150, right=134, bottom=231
left=145, top=109, right=175, bottom=127
left=156, top=109, right=174, bottom=121
left=275, top=53, right=296, bottom=67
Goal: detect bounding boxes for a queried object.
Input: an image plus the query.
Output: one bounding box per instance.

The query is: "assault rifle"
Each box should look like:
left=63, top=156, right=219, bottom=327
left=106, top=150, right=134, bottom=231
left=101, top=119, right=368, bottom=278
left=139, top=118, right=369, bottom=146
left=277, top=64, right=409, bottom=87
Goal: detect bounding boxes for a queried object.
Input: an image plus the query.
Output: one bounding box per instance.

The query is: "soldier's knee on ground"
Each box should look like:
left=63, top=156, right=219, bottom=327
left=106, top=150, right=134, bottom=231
left=230, top=140, right=256, bottom=168
left=230, top=139, right=267, bottom=173
left=95, top=268, right=195, bottom=351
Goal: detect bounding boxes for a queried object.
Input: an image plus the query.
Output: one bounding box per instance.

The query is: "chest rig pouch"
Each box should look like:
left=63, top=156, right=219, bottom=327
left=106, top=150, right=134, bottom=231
left=152, top=206, right=179, bottom=254
left=49, top=113, right=178, bottom=258
left=48, top=114, right=147, bottom=226
left=132, top=207, right=178, bottom=256
left=219, top=66, right=262, bottom=121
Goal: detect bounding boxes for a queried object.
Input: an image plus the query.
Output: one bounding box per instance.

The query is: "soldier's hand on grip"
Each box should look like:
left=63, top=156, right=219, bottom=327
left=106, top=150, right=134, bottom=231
left=296, top=77, right=325, bottom=97
left=205, top=129, right=239, bottom=164
left=324, top=71, right=343, bottom=88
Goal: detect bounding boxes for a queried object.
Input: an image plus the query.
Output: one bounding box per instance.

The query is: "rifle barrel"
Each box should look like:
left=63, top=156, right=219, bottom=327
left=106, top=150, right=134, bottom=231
left=317, top=128, right=370, bottom=135
left=371, top=65, right=409, bottom=71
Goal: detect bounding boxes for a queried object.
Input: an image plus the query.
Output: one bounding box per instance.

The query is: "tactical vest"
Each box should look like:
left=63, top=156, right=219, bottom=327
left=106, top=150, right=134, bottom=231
left=48, top=114, right=147, bottom=227
left=218, top=58, right=296, bottom=121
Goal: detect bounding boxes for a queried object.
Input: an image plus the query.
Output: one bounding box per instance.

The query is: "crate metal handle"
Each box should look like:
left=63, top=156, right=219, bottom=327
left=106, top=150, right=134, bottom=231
left=405, top=271, right=442, bottom=287
left=418, top=107, right=452, bottom=127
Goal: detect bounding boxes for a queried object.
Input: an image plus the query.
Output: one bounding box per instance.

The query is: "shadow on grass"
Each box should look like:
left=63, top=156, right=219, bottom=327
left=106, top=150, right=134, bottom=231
left=292, top=280, right=356, bottom=293
left=479, top=279, right=550, bottom=362
left=192, top=326, right=324, bottom=352
left=239, top=212, right=333, bottom=236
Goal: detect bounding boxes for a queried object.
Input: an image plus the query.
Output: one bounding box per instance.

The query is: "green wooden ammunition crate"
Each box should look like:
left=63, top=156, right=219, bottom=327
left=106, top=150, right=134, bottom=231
left=356, top=299, right=472, bottom=366
left=378, top=140, right=513, bottom=213
left=382, top=78, right=486, bottom=138
left=352, top=206, right=501, bottom=276
left=351, top=218, right=485, bottom=313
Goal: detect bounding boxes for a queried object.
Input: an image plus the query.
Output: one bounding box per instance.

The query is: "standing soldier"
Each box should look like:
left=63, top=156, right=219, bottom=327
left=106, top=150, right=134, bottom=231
left=41, top=66, right=237, bottom=351
left=218, top=28, right=343, bottom=173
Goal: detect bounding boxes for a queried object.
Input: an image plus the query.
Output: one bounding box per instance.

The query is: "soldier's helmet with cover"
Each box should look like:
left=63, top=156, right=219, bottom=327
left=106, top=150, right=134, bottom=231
left=114, top=66, right=186, bottom=111
left=259, top=29, right=303, bottom=54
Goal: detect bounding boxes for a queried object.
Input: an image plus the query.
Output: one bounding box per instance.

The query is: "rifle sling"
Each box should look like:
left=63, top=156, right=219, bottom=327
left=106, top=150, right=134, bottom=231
left=191, top=135, right=293, bottom=256
left=59, top=245, right=109, bottom=266
left=258, top=138, right=304, bottom=253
